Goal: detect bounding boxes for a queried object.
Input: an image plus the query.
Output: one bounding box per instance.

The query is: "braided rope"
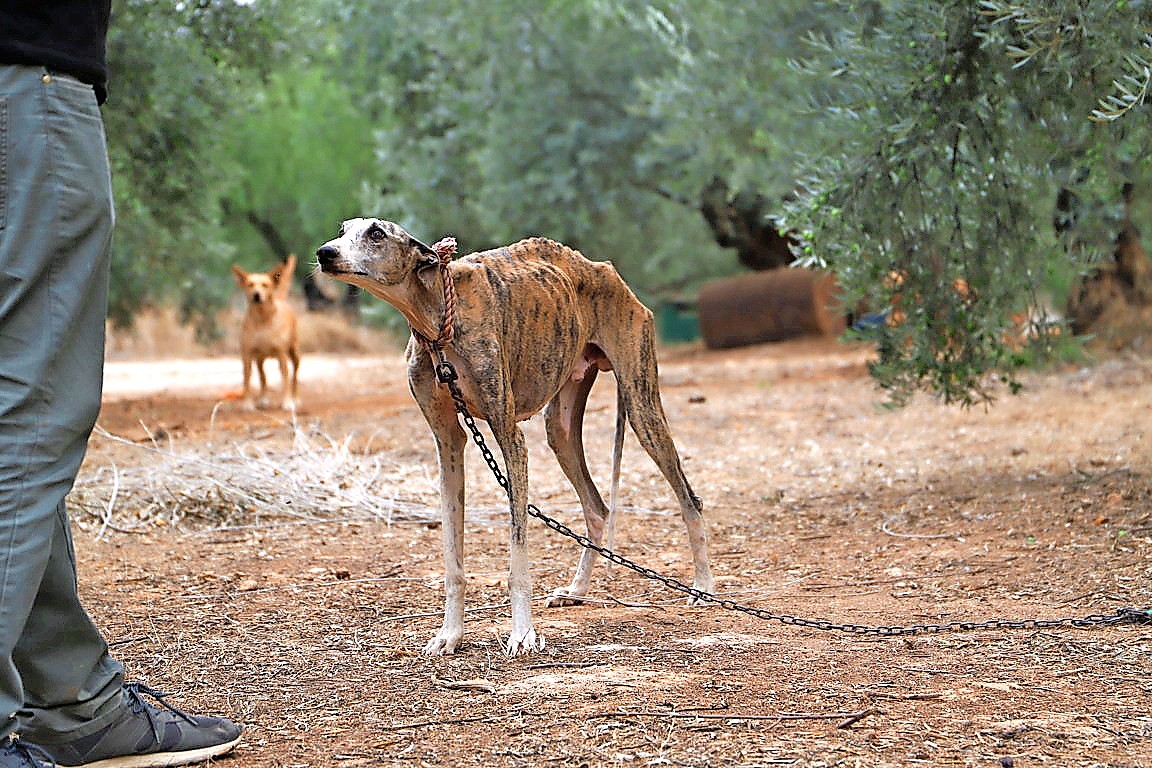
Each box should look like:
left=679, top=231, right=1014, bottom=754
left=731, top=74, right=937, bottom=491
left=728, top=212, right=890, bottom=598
left=428, top=237, right=458, bottom=347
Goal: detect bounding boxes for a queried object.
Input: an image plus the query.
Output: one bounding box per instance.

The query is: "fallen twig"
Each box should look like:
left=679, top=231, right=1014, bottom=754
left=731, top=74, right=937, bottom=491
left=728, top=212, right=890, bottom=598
left=96, top=461, right=121, bottom=541
left=589, top=709, right=876, bottom=724
left=881, top=520, right=959, bottom=539
left=383, top=715, right=500, bottom=731
left=435, top=678, right=496, bottom=694
left=863, top=691, right=943, bottom=701
left=836, top=709, right=879, bottom=729
left=178, top=571, right=406, bottom=600
left=384, top=711, right=543, bottom=731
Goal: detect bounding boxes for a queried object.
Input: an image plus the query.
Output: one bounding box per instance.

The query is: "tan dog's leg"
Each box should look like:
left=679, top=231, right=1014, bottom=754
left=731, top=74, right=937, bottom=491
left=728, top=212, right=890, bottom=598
left=254, top=356, right=269, bottom=408
left=543, top=369, right=611, bottom=606
left=276, top=351, right=296, bottom=410
left=240, top=350, right=256, bottom=410
left=427, top=419, right=467, bottom=655
left=287, top=346, right=300, bottom=408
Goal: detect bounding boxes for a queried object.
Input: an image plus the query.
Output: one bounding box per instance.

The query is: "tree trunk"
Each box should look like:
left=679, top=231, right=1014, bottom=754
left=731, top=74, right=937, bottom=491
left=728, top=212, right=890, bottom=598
left=699, top=177, right=797, bottom=271
left=1067, top=183, right=1152, bottom=347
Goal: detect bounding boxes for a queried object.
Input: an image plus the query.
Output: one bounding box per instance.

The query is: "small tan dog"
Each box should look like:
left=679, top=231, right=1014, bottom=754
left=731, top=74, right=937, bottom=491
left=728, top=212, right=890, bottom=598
left=232, top=254, right=300, bottom=410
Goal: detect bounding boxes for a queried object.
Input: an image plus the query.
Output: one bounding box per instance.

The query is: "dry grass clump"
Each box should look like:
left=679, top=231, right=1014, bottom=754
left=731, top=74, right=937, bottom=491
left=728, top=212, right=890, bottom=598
left=106, top=305, right=400, bottom=361
left=69, top=423, right=438, bottom=537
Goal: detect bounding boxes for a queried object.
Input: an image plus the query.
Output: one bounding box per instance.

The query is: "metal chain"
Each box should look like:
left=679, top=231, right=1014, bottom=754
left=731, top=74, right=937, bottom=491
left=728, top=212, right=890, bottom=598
left=431, top=353, right=1151, bottom=636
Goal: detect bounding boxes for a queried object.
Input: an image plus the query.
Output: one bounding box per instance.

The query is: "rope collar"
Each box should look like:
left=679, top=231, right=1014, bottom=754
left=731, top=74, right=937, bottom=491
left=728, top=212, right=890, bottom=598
left=412, top=236, right=458, bottom=351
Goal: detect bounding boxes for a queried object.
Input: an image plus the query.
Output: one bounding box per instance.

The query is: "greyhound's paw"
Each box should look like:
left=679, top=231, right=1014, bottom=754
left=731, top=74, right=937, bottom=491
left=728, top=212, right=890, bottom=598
left=687, top=581, right=716, bottom=606
left=504, top=627, right=545, bottom=656
left=423, top=630, right=463, bottom=656
left=280, top=398, right=297, bottom=412
left=545, top=589, right=588, bottom=608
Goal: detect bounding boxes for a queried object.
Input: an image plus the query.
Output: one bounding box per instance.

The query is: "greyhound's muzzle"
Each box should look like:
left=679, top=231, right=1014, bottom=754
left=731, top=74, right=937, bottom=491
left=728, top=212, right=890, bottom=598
left=315, top=245, right=339, bottom=272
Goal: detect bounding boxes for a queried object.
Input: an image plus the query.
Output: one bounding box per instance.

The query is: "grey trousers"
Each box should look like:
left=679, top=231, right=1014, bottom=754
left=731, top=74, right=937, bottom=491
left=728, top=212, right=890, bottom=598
left=0, top=64, right=126, bottom=741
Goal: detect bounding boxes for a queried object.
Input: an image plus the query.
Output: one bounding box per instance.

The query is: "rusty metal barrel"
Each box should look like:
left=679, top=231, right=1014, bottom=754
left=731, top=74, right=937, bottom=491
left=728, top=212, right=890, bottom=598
left=697, top=268, right=845, bottom=349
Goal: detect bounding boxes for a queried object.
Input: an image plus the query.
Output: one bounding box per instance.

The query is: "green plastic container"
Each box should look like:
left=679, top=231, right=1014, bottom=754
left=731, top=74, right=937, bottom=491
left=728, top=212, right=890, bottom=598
left=656, top=300, right=700, bottom=344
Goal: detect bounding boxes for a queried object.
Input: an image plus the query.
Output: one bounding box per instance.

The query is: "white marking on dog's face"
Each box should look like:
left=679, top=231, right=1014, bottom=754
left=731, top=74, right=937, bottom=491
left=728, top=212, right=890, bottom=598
left=243, top=274, right=276, bottom=305
left=315, top=218, right=428, bottom=288
left=233, top=263, right=285, bottom=306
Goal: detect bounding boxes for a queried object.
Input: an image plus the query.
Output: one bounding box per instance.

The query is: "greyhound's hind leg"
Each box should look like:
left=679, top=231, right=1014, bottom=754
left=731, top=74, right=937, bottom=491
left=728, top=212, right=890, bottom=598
left=609, top=327, right=714, bottom=602
left=543, top=368, right=613, bottom=606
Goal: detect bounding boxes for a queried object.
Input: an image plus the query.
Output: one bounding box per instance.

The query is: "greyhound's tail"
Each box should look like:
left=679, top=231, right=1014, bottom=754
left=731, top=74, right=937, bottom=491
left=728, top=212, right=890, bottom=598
left=606, top=381, right=626, bottom=555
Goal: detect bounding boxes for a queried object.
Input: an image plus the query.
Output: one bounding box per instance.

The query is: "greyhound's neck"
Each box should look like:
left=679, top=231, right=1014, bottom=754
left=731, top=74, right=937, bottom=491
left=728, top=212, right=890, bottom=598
left=363, top=271, right=445, bottom=343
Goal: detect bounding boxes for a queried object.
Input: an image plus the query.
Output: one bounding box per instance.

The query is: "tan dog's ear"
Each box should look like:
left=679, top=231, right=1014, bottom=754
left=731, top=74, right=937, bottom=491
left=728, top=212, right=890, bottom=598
left=272, top=254, right=297, bottom=298
left=232, top=264, right=249, bottom=288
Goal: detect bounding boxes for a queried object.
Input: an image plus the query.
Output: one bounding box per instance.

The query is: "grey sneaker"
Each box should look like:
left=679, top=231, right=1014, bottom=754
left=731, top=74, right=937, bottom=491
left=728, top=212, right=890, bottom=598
left=34, top=683, right=241, bottom=768
left=0, top=739, right=54, bottom=768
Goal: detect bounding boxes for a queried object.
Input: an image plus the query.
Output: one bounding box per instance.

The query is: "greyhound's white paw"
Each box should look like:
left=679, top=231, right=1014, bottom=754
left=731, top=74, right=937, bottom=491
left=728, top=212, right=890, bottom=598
left=423, top=629, right=463, bottom=656
left=280, top=398, right=297, bottom=411
left=504, top=627, right=544, bottom=656
left=545, top=589, right=588, bottom=608
left=687, top=580, right=715, bottom=606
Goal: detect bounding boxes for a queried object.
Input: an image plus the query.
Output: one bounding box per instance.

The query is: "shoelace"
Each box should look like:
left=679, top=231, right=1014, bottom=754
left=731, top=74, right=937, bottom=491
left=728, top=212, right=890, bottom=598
left=123, top=683, right=198, bottom=744
left=3, top=739, right=57, bottom=767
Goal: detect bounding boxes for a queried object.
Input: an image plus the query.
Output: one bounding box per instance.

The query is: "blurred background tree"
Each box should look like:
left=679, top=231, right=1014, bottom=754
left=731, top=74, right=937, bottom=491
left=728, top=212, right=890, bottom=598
left=105, top=0, right=305, bottom=336
left=103, top=0, right=1151, bottom=402
left=775, top=0, right=1152, bottom=404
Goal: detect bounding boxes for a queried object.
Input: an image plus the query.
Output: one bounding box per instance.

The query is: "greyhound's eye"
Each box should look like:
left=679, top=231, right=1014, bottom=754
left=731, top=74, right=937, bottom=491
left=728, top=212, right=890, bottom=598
left=367, top=224, right=385, bottom=243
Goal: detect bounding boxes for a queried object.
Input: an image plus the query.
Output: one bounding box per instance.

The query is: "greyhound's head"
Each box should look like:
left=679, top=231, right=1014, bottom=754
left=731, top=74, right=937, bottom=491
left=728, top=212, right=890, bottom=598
left=315, top=218, right=438, bottom=288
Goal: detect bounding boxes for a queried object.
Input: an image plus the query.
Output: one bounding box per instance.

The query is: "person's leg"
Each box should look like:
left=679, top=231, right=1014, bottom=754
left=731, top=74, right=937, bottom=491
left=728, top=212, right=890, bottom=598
left=13, top=503, right=126, bottom=740
left=0, top=64, right=123, bottom=741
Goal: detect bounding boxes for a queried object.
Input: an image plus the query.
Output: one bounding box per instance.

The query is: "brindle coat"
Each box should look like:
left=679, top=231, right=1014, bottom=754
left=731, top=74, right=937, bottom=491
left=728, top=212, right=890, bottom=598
left=316, top=219, right=713, bottom=656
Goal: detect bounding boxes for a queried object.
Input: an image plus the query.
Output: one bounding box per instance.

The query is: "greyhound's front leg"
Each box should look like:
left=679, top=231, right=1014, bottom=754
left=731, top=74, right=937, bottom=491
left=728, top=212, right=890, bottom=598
left=498, top=424, right=544, bottom=656
left=424, top=425, right=468, bottom=656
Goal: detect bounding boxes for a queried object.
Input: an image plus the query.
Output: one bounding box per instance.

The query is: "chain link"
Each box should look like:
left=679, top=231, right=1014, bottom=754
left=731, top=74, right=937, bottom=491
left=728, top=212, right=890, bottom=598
left=432, top=353, right=1151, bottom=637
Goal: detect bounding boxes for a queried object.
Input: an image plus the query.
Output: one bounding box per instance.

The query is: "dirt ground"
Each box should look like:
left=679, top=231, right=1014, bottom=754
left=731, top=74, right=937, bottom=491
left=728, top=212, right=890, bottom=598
left=72, top=337, right=1151, bottom=768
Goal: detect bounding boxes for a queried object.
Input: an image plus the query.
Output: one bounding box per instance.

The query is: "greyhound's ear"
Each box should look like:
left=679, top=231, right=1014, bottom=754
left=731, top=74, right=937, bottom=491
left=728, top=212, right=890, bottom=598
left=409, top=236, right=437, bottom=256
left=231, top=264, right=248, bottom=287
left=409, top=237, right=440, bottom=272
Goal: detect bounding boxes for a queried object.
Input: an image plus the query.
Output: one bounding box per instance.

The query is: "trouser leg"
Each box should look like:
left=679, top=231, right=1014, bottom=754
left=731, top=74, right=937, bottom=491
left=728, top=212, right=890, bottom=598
left=13, top=501, right=125, bottom=741
left=0, top=64, right=125, bottom=741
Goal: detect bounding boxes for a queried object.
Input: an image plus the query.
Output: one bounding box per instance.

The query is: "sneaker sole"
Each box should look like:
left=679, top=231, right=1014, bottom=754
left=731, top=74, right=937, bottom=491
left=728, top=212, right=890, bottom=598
left=63, top=736, right=241, bottom=768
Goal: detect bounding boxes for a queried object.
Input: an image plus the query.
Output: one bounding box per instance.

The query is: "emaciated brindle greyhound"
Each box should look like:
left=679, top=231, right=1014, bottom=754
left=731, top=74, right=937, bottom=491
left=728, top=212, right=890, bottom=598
left=316, top=219, right=713, bottom=655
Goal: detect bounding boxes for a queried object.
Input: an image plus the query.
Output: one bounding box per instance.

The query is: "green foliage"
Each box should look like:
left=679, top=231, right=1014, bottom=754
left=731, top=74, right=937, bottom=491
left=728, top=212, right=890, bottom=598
left=104, top=0, right=310, bottom=334
left=102, top=0, right=1152, bottom=403
left=337, top=0, right=732, bottom=303
left=617, top=0, right=854, bottom=203
left=1090, top=33, right=1152, bottom=122
left=216, top=64, right=380, bottom=262
left=776, top=1, right=1152, bottom=405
